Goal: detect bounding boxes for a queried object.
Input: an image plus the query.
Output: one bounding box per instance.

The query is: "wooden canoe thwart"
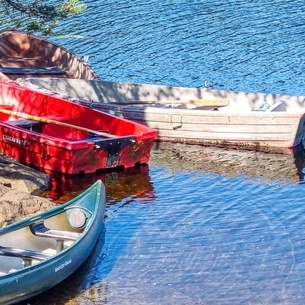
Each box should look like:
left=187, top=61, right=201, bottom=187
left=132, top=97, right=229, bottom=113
left=0, top=30, right=99, bottom=80
left=18, top=78, right=305, bottom=153
left=0, top=180, right=106, bottom=305
left=0, top=81, right=157, bottom=174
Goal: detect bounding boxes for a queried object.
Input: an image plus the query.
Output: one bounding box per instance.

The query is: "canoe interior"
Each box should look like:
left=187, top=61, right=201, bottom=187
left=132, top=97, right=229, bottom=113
left=0, top=212, right=78, bottom=273
left=0, top=81, right=157, bottom=174
left=18, top=78, right=305, bottom=111
left=0, top=31, right=99, bottom=80
left=18, top=78, right=305, bottom=152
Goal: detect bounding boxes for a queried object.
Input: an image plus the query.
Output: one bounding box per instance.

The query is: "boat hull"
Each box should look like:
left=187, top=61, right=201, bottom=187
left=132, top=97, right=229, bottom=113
left=94, top=105, right=304, bottom=152
left=0, top=180, right=106, bottom=304
left=0, top=30, right=99, bottom=81
left=0, top=82, right=157, bottom=174
left=18, top=78, right=305, bottom=153
left=0, top=226, right=104, bottom=304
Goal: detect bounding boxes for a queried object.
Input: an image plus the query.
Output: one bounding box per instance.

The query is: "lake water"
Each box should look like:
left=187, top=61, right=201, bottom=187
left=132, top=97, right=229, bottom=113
left=14, top=0, right=305, bottom=304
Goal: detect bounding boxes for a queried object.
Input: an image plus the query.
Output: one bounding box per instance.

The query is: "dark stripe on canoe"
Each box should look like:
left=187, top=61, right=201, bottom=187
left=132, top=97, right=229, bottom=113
left=0, top=66, right=65, bottom=75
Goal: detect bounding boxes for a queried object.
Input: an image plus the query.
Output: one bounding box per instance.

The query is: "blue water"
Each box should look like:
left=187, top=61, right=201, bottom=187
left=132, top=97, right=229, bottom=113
left=51, top=0, right=305, bottom=95
left=14, top=0, right=305, bottom=304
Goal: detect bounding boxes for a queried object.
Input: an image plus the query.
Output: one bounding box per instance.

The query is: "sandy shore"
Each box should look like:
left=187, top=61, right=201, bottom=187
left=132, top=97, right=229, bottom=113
left=0, top=153, right=53, bottom=227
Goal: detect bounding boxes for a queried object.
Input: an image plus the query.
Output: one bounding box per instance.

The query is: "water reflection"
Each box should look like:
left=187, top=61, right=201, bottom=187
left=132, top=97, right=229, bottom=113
left=17, top=166, right=157, bottom=305
left=294, top=144, right=305, bottom=183
left=45, top=164, right=155, bottom=204
left=150, top=142, right=305, bottom=185
left=17, top=164, right=305, bottom=305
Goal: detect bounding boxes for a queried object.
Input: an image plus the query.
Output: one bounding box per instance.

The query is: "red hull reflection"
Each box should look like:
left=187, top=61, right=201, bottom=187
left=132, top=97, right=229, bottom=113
left=44, top=165, right=155, bottom=204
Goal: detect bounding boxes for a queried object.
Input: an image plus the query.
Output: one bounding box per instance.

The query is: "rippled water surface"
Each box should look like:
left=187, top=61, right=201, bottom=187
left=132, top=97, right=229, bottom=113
left=50, top=0, right=305, bottom=95
left=13, top=0, right=305, bottom=304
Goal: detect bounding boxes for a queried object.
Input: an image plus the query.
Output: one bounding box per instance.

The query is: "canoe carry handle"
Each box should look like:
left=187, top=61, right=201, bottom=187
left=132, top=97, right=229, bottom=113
left=0, top=108, right=117, bottom=138
left=66, top=206, right=91, bottom=230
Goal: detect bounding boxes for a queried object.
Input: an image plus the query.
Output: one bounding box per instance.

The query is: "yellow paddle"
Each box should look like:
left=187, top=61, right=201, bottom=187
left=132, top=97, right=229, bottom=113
left=0, top=108, right=117, bottom=138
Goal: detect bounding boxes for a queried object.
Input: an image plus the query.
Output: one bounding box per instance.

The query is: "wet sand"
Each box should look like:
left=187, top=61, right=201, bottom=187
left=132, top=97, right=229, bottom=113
left=150, top=142, right=305, bottom=184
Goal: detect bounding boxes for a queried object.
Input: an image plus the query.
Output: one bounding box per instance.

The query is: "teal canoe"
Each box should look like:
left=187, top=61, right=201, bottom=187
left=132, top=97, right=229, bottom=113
left=0, top=180, right=106, bottom=304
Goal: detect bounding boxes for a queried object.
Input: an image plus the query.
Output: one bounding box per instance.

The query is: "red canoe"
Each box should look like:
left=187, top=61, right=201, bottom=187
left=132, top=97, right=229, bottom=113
left=0, top=82, right=157, bottom=174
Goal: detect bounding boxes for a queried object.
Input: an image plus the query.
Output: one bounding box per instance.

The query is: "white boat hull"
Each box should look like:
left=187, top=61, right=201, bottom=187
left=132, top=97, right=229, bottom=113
left=17, top=78, right=305, bottom=153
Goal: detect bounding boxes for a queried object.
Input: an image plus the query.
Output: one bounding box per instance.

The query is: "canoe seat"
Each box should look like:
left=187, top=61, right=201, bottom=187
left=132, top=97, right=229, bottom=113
left=0, top=245, right=52, bottom=267
left=253, top=101, right=286, bottom=112
left=5, top=119, right=43, bottom=133
left=30, top=222, right=79, bottom=252
left=267, top=101, right=286, bottom=112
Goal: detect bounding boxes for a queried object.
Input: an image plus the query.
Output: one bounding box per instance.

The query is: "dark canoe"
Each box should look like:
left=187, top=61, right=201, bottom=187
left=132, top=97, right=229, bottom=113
left=0, top=180, right=106, bottom=305
left=0, top=30, right=99, bottom=81
left=17, top=78, right=305, bottom=153
left=0, top=81, right=157, bottom=174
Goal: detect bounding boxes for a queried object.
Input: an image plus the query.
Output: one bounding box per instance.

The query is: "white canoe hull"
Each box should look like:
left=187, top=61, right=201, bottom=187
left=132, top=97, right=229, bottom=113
left=17, top=78, right=305, bottom=152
